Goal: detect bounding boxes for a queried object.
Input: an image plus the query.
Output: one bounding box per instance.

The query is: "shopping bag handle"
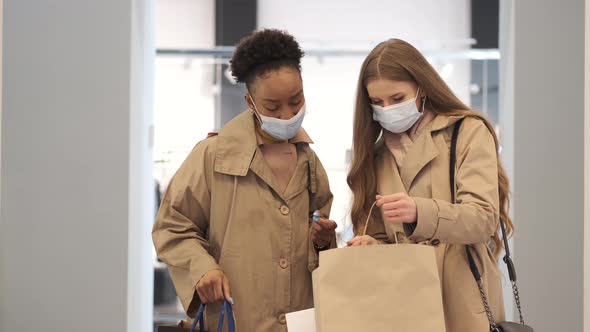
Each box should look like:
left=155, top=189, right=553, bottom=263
left=362, top=200, right=399, bottom=243
left=189, top=300, right=236, bottom=332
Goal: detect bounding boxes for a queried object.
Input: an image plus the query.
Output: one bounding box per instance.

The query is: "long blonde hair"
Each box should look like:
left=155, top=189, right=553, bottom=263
left=347, top=39, right=513, bottom=257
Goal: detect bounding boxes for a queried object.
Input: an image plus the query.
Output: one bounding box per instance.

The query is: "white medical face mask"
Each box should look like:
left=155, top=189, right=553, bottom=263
left=249, top=95, right=306, bottom=140
left=371, top=88, right=424, bottom=134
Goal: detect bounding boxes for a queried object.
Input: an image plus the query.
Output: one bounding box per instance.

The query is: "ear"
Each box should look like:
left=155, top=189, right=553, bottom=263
left=417, top=86, right=426, bottom=99
left=244, top=94, right=254, bottom=109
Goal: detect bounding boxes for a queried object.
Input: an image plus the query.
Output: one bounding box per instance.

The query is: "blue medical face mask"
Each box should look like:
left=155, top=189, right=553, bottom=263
left=249, top=94, right=306, bottom=140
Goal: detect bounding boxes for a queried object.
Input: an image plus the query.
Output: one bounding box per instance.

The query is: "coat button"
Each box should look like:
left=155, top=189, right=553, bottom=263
left=280, top=205, right=290, bottom=215
left=431, top=239, right=441, bottom=246
left=278, top=313, right=286, bottom=324
left=279, top=258, right=289, bottom=269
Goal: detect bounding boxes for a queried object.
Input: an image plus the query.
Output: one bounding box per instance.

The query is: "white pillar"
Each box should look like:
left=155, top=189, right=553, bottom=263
left=499, top=0, right=516, bottom=320
left=0, top=0, right=4, bottom=327
left=585, top=1, right=590, bottom=331
left=0, top=1, right=154, bottom=332
left=507, top=0, right=585, bottom=330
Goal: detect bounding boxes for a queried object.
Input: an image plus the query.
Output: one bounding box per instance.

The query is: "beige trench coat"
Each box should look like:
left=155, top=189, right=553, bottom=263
left=152, top=111, right=333, bottom=331
left=366, top=114, right=505, bottom=332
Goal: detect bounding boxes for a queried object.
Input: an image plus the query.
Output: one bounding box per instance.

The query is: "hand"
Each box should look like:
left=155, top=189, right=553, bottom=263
left=311, top=214, right=337, bottom=248
left=376, top=193, right=417, bottom=224
left=195, top=270, right=232, bottom=304
left=347, top=235, right=379, bottom=246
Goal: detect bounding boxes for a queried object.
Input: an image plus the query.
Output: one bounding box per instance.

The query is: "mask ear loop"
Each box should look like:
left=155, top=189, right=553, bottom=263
left=421, top=95, right=427, bottom=113
left=416, top=86, right=427, bottom=113
left=248, top=94, right=263, bottom=124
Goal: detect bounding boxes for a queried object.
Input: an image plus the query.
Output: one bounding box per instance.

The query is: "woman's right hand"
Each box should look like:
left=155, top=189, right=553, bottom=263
left=347, top=235, right=379, bottom=246
left=195, top=269, right=233, bottom=304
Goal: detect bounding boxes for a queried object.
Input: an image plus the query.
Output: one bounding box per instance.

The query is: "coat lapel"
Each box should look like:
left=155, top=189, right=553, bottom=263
left=248, top=148, right=287, bottom=200
left=375, top=147, right=408, bottom=239
left=399, top=128, right=439, bottom=191
left=376, top=147, right=406, bottom=196
left=399, top=114, right=466, bottom=191
left=214, top=111, right=257, bottom=176
left=282, top=148, right=311, bottom=201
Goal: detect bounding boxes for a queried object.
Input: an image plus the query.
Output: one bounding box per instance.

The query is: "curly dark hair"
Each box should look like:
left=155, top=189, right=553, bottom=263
left=230, top=29, right=304, bottom=88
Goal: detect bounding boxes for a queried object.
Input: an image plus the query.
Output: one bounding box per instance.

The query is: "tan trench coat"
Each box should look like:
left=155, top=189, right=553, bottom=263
left=152, top=111, right=333, bottom=331
left=366, top=114, right=506, bottom=332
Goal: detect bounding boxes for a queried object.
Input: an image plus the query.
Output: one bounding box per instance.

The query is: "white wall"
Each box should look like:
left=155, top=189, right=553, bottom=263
left=0, top=0, right=3, bottom=326
left=157, top=0, right=214, bottom=49
left=128, top=0, right=156, bottom=331
left=0, top=1, right=154, bottom=332
left=585, top=0, right=590, bottom=330
left=258, top=0, right=472, bottom=240
left=511, top=0, right=585, bottom=330
left=154, top=0, right=216, bottom=190
left=258, top=0, right=470, bottom=44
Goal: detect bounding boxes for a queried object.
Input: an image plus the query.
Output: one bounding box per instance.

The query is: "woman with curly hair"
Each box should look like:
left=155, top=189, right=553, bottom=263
left=152, top=29, right=337, bottom=331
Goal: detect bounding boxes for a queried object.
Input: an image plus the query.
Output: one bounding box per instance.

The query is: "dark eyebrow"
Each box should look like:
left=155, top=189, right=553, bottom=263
left=290, top=90, right=303, bottom=99
left=262, top=90, right=303, bottom=102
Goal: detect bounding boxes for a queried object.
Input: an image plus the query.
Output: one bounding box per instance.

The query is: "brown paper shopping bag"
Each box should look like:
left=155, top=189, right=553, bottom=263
left=312, top=203, right=446, bottom=332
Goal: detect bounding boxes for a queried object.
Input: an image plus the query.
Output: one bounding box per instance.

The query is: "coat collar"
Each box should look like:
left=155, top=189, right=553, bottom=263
left=429, top=113, right=465, bottom=132
left=213, top=111, right=259, bottom=176
left=214, top=110, right=314, bottom=185
left=389, top=113, right=466, bottom=190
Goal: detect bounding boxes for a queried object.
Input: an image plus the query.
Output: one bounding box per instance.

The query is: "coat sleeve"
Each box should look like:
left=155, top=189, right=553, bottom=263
left=409, top=118, right=500, bottom=244
left=152, top=139, right=220, bottom=317
left=308, top=153, right=335, bottom=271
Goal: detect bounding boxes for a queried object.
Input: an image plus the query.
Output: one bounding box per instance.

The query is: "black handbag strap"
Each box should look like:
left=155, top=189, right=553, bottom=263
left=450, top=118, right=526, bottom=327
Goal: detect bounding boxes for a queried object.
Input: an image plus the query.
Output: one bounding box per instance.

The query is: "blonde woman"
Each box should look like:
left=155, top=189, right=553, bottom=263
left=346, top=39, right=513, bottom=332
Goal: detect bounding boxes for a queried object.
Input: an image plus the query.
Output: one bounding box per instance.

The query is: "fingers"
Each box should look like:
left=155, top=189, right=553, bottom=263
left=346, top=236, right=376, bottom=247
left=385, top=216, right=406, bottom=224
left=317, top=218, right=338, bottom=230
left=383, top=208, right=412, bottom=218
left=196, top=286, right=208, bottom=304
left=351, top=239, right=366, bottom=246
left=346, top=236, right=361, bottom=247
left=382, top=199, right=409, bottom=211
left=213, top=278, right=223, bottom=302
left=200, top=283, right=214, bottom=304
left=312, top=222, right=322, bottom=232
left=383, top=208, right=412, bottom=223
left=311, top=218, right=337, bottom=235
left=379, top=194, right=413, bottom=224
left=222, top=276, right=233, bottom=304
left=376, top=193, right=407, bottom=206
left=311, top=217, right=337, bottom=248
left=196, top=271, right=228, bottom=304
left=313, top=231, right=333, bottom=247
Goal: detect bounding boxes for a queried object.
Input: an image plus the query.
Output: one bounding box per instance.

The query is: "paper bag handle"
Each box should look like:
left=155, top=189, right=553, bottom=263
left=361, top=200, right=399, bottom=243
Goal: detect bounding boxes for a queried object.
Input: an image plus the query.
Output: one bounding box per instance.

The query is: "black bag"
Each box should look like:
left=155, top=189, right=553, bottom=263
left=450, top=119, right=533, bottom=332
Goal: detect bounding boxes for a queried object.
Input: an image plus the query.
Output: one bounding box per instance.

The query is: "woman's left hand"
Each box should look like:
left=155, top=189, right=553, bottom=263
left=376, top=193, right=417, bottom=224
left=311, top=216, right=337, bottom=249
